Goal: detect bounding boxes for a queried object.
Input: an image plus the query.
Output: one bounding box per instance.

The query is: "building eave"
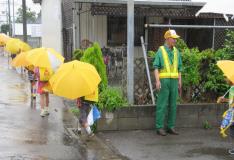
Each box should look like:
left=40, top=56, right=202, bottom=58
left=74, top=0, right=206, bottom=7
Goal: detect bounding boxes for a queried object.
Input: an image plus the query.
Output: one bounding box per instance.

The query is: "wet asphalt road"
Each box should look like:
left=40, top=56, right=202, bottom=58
left=0, top=53, right=127, bottom=160
left=0, top=54, right=87, bottom=160
left=98, top=129, right=234, bottom=160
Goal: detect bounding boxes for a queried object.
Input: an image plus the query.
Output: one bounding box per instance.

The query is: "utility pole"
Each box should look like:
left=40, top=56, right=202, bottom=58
left=12, top=0, right=15, bottom=37
left=127, top=0, right=134, bottom=104
left=22, top=0, right=27, bottom=42
left=7, top=0, right=12, bottom=36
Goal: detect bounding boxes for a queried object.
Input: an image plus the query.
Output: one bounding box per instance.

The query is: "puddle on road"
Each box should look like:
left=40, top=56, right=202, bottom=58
left=8, top=94, right=29, bottom=104
left=3, top=83, right=30, bottom=105
left=0, top=153, right=49, bottom=160
left=8, top=83, right=27, bottom=90
left=23, top=138, right=47, bottom=145
left=185, top=147, right=233, bottom=159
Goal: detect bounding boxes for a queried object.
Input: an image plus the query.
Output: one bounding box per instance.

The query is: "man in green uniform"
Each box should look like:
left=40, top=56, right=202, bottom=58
left=153, top=29, right=182, bottom=136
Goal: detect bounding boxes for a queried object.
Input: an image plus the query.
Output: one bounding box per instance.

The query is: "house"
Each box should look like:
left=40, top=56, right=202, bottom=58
left=60, top=0, right=234, bottom=61
left=14, top=23, right=41, bottom=48
left=34, top=0, right=234, bottom=60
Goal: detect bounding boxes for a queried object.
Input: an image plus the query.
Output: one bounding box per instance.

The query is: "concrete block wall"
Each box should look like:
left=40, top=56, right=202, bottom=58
left=96, top=103, right=227, bottom=131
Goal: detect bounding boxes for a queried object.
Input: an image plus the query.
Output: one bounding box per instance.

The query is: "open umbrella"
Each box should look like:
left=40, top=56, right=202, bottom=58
left=196, top=0, right=234, bottom=21
left=11, top=51, right=32, bottom=67
left=84, top=87, right=99, bottom=102
left=217, top=60, right=234, bottom=83
left=5, top=38, right=31, bottom=54
left=26, top=48, right=64, bottom=71
left=49, top=60, right=101, bottom=100
left=0, top=33, right=9, bottom=46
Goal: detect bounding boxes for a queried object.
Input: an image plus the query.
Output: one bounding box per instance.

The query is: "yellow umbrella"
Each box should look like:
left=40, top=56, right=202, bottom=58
left=20, top=41, right=31, bottom=52
left=217, top=60, right=234, bottom=83
left=26, top=48, right=64, bottom=71
left=11, top=51, right=32, bottom=67
left=5, top=38, right=20, bottom=53
left=0, top=33, right=9, bottom=46
left=49, top=60, right=101, bottom=100
left=5, top=38, right=31, bottom=54
left=84, top=87, right=99, bottom=102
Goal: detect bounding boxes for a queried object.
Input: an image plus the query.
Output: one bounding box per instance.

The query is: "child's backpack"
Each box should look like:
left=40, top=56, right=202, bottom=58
left=39, top=67, right=53, bottom=82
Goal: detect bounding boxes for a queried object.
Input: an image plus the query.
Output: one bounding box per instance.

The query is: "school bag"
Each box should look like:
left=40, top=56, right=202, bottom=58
left=39, top=67, right=53, bottom=82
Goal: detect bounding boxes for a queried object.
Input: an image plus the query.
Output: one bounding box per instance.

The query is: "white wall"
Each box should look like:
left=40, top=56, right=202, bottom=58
left=41, top=0, right=63, bottom=54
left=79, top=3, right=107, bottom=47
left=14, top=23, right=41, bottom=37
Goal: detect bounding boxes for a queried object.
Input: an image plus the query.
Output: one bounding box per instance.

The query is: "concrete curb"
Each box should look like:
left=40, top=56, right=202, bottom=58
left=62, top=99, right=128, bottom=160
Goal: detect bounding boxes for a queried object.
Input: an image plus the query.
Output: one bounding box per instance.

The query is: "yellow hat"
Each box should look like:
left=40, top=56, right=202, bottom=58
left=164, top=29, right=180, bottom=39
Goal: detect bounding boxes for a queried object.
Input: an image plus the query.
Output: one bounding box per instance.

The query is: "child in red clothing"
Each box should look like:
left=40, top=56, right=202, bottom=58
left=34, top=67, right=50, bottom=117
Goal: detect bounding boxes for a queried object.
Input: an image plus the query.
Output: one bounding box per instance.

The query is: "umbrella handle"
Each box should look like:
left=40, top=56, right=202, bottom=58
left=223, top=88, right=231, bottom=97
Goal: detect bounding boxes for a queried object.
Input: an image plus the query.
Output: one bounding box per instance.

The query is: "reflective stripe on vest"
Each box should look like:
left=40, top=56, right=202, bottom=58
left=159, top=46, right=179, bottom=78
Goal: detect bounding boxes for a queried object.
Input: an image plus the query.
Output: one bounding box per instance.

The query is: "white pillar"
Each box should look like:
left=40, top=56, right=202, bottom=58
left=127, top=0, right=134, bottom=104
left=41, top=0, right=63, bottom=54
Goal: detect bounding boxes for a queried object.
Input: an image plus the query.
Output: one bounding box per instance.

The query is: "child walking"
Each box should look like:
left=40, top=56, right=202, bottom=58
left=76, top=97, right=94, bottom=137
left=26, top=65, right=37, bottom=99
left=217, top=79, right=234, bottom=155
left=35, top=67, right=53, bottom=117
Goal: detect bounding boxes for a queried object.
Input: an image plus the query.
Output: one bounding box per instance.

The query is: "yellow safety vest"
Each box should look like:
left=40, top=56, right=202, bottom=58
left=159, top=46, right=179, bottom=79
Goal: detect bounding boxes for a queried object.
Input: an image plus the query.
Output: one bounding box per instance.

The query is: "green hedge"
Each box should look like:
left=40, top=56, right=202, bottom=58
left=80, top=42, right=108, bottom=91
left=176, top=30, right=234, bottom=103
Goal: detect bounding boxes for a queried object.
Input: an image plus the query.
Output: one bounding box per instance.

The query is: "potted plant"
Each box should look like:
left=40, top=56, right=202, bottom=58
left=97, top=86, right=127, bottom=122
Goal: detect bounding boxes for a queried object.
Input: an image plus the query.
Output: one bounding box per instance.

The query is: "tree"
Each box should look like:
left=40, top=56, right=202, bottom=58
left=81, top=42, right=108, bottom=90
left=223, top=30, right=234, bottom=59
left=15, top=7, right=37, bottom=23
left=0, top=24, right=10, bottom=34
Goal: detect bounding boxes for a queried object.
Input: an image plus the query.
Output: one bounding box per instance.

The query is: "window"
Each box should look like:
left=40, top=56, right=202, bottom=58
left=171, top=18, right=214, bottom=50
left=107, top=16, right=145, bottom=46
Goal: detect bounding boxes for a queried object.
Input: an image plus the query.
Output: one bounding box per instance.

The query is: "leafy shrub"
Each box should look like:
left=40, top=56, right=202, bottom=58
left=97, top=86, right=127, bottom=112
left=175, top=38, right=231, bottom=102
left=203, top=120, right=212, bottom=129
left=147, top=50, right=155, bottom=58
left=81, top=42, right=108, bottom=90
left=147, top=51, right=156, bottom=71
left=176, top=38, right=188, bottom=52
left=72, top=49, right=84, bottom=60
left=199, top=48, right=230, bottom=101
left=223, top=29, right=234, bottom=59
left=181, top=47, right=201, bottom=88
left=180, top=48, right=201, bottom=102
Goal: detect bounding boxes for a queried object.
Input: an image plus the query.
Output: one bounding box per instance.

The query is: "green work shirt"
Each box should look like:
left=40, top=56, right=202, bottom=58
left=153, top=44, right=182, bottom=72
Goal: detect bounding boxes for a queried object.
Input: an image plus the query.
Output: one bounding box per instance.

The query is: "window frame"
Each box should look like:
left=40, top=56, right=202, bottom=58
left=107, top=16, right=145, bottom=46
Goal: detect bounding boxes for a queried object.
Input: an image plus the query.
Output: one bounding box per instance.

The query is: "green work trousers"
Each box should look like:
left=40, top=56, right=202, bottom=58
left=156, top=78, right=178, bottom=130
